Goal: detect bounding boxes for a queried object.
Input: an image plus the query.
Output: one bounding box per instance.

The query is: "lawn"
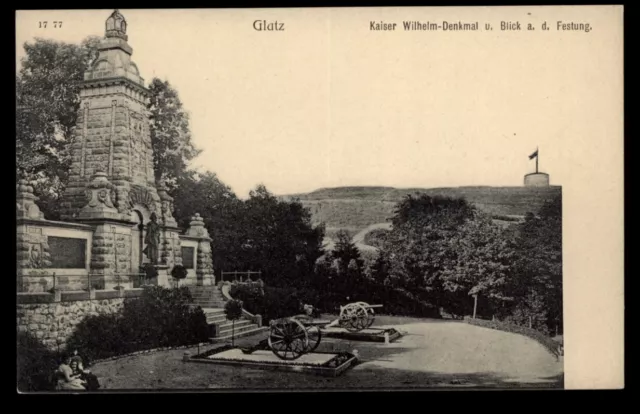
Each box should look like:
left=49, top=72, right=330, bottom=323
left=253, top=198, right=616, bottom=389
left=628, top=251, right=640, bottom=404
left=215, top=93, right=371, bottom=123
left=87, top=316, right=563, bottom=391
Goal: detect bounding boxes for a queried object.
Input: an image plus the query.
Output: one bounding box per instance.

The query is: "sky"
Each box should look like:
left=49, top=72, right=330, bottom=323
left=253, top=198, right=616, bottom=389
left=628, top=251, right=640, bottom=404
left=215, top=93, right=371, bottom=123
left=16, top=7, right=622, bottom=198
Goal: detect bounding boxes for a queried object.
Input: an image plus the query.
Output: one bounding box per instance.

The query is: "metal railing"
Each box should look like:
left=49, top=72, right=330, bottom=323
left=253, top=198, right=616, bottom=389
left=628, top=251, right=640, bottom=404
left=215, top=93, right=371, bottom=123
left=220, top=270, right=262, bottom=283
left=17, top=272, right=147, bottom=293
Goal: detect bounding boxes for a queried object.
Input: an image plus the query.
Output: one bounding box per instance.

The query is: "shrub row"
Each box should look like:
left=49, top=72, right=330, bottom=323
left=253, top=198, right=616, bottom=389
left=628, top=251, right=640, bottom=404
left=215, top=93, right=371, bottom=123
left=65, top=286, right=210, bottom=364
left=464, top=316, right=562, bottom=358
left=230, top=279, right=441, bottom=321
left=17, top=331, right=61, bottom=392
left=229, top=284, right=317, bottom=323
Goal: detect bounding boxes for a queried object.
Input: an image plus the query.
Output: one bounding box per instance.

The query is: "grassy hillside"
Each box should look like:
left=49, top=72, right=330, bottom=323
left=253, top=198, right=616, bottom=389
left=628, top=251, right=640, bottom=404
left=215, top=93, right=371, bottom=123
left=281, top=185, right=561, bottom=243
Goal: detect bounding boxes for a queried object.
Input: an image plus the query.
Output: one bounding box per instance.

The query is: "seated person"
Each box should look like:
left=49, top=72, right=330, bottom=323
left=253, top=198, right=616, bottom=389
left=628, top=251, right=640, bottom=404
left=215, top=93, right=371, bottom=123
left=55, top=355, right=87, bottom=390
left=70, top=355, right=101, bottom=391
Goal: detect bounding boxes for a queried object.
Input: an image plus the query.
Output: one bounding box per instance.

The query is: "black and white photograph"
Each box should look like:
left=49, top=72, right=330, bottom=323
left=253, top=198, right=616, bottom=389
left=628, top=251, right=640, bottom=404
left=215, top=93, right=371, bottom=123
left=15, top=7, right=623, bottom=392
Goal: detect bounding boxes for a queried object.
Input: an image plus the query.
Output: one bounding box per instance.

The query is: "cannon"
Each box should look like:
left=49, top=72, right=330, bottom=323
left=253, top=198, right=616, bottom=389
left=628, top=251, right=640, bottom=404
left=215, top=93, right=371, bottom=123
left=338, top=302, right=383, bottom=332
left=263, top=301, right=383, bottom=360
left=266, top=317, right=324, bottom=360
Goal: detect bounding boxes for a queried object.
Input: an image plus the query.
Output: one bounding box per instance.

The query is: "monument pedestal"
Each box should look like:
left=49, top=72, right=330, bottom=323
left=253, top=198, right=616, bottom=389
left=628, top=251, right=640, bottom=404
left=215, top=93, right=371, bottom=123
left=155, top=264, right=170, bottom=287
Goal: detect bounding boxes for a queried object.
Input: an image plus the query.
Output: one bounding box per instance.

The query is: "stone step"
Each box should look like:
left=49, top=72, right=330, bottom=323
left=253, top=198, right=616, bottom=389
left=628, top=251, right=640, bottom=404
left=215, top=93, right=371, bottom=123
left=209, top=326, right=269, bottom=343
left=206, top=315, right=229, bottom=324
left=193, top=299, right=227, bottom=305
left=203, top=308, right=225, bottom=315
left=218, top=320, right=252, bottom=331
left=219, top=324, right=259, bottom=337
left=204, top=310, right=226, bottom=316
left=193, top=294, right=226, bottom=299
left=197, top=303, right=228, bottom=309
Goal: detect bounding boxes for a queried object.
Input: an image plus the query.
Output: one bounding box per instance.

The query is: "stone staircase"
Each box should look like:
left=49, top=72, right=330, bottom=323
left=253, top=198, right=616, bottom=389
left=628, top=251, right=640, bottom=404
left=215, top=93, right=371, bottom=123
left=189, top=285, right=268, bottom=343
left=190, top=285, right=228, bottom=308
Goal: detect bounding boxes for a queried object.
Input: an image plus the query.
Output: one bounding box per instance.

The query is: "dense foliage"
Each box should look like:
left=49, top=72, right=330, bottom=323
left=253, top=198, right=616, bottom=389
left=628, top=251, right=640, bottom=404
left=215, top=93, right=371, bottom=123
left=65, top=286, right=209, bottom=363
left=148, top=78, right=202, bottom=185
left=286, top=229, right=441, bottom=318
left=368, top=193, right=563, bottom=334
left=17, top=331, right=61, bottom=392
left=176, top=183, right=326, bottom=286
left=229, top=283, right=315, bottom=323
left=16, top=36, right=100, bottom=219
left=507, top=195, right=563, bottom=334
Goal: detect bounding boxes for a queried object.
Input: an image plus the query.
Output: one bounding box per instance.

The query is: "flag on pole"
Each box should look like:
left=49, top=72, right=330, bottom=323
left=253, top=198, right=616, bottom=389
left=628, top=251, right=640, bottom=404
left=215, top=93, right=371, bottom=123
left=529, top=149, right=538, bottom=160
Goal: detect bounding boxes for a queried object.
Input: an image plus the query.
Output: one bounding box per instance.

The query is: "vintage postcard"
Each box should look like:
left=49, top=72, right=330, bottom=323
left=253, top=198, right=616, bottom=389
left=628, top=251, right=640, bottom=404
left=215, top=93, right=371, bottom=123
left=15, top=6, right=624, bottom=392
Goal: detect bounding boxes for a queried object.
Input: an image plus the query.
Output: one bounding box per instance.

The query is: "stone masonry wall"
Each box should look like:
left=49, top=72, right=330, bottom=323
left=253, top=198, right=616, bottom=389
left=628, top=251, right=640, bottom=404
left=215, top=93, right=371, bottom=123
left=17, top=298, right=126, bottom=351
left=60, top=95, right=161, bottom=221
left=90, top=223, right=134, bottom=288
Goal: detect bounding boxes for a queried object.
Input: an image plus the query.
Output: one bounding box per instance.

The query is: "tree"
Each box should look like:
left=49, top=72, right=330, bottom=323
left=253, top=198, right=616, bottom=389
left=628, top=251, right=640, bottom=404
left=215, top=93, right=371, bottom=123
left=379, top=194, right=522, bottom=317
left=172, top=170, right=245, bottom=273
left=332, top=230, right=364, bottom=274
left=382, top=195, right=477, bottom=307
left=240, top=185, right=325, bottom=288
left=509, top=194, right=563, bottom=334
left=16, top=36, right=101, bottom=219
left=148, top=78, right=202, bottom=186
left=224, top=299, right=244, bottom=346
left=366, top=250, right=391, bottom=285
left=440, top=212, right=517, bottom=318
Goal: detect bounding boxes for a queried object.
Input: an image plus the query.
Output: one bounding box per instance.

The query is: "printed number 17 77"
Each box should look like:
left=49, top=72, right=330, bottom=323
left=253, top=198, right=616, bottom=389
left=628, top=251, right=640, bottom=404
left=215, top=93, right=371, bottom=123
left=39, top=21, right=63, bottom=28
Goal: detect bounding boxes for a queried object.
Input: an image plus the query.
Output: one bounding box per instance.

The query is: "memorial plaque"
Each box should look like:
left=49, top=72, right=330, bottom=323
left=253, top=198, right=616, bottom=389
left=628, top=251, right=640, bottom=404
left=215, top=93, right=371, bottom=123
left=48, top=236, right=87, bottom=269
left=182, top=246, right=195, bottom=269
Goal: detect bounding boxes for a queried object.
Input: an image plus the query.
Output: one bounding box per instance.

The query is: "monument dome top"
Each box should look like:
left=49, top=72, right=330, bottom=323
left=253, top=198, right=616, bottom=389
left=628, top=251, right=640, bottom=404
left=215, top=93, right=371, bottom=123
left=105, top=9, right=128, bottom=41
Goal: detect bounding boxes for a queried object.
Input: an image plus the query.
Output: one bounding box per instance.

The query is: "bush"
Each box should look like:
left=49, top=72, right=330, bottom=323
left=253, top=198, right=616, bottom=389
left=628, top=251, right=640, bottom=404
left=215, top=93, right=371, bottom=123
left=171, top=265, right=188, bottom=280
left=230, top=274, right=441, bottom=321
left=66, top=286, right=209, bottom=363
left=229, top=284, right=305, bottom=322
left=465, top=317, right=562, bottom=358
left=17, top=331, right=60, bottom=392
left=363, top=284, right=441, bottom=318
left=224, top=299, right=243, bottom=321
left=142, top=263, right=159, bottom=279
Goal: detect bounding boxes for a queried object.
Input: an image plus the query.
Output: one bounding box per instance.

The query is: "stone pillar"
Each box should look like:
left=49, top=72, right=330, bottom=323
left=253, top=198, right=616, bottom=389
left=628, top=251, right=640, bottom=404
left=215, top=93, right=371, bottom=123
left=16, top=181, right=52, bottom=292
left=185, top=214, right=215, bottom=286
left=76, top=172, right=136, bottom=290
left=16, top=179, right=45, bottom=220
left=89, top=223, right=133, bottom=290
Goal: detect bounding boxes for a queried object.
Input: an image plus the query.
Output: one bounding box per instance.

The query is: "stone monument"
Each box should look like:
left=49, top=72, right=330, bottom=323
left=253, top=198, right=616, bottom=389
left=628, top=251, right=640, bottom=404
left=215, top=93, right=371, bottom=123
left=57, top=10, right=189, bottom=288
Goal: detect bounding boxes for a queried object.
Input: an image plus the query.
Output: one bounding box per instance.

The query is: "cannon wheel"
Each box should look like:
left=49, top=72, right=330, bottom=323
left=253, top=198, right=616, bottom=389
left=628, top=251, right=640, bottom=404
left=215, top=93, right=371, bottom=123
left=305, top=325, right=322, bottom=352
left=353, top=302, right=376, bottom=329
left=340, top=302, right=370, bottom=332
left=268, top=318, right=309, bottom=360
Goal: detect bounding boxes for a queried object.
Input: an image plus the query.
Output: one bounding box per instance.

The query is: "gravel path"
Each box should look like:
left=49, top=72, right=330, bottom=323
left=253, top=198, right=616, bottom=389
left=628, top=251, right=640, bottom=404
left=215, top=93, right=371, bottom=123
left=89, top=317, right=563, bottom=390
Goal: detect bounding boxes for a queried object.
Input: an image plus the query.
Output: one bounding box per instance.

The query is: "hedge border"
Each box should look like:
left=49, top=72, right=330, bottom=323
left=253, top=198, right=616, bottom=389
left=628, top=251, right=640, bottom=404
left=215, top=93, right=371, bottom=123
left=88, top=341, right=213, bottom=365
left=464, top=317, right=563, bottom=360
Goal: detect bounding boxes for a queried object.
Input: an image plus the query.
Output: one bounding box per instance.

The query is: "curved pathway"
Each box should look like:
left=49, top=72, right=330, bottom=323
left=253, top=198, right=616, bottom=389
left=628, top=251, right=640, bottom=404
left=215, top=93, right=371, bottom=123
left=89, top=317, right=562, bottom=389
left=355, top=319, right=563, bottom=386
